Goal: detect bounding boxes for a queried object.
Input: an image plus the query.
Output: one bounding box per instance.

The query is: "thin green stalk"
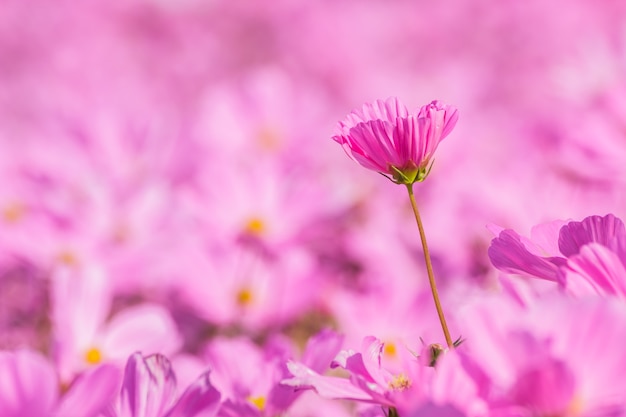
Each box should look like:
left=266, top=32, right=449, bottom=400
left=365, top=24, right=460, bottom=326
left=406, top=184, right=453, bottom=348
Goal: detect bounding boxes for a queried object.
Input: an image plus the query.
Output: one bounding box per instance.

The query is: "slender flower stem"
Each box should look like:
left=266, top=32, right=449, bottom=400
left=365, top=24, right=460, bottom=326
left=406, top=184, right=454, bottom=348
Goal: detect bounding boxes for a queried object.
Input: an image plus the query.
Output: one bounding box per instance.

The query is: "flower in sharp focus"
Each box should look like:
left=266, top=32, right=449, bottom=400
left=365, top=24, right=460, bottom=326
left=283, top=335, right=430, bottom=412
left=332, top=97, right=459, bottom=184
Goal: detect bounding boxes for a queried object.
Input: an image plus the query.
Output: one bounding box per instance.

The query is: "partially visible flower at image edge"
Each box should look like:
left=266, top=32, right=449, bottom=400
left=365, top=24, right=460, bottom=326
left=332, top=97, right=458, bottom=184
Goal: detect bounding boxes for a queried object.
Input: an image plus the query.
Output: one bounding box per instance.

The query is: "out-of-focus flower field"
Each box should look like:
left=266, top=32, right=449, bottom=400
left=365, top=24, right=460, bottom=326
left=2, top=1, right=626, bottom=416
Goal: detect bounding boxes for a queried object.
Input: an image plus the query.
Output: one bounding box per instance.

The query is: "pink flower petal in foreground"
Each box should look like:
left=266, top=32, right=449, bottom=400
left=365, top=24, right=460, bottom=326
left=559, top=243, right=626, bottom=298
left=104, top=353, right=221, bottom=417
left=0, top=349, right=120, bottom=417
left=283, top=336, right=429, bottom=411
left=458, top=295, right=626, bottom=416
left=333, top=97, right=458, bottom=184
left=0, top=349, right=57, bottom=417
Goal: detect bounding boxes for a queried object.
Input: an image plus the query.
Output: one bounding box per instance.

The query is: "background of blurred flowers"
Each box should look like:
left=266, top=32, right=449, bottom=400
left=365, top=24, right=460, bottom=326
left=1, top=0, right=626, bottom=415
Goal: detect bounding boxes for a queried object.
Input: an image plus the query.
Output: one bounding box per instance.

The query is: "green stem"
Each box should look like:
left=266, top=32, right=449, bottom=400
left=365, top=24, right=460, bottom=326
left=406, top=184, right=454, bottom=348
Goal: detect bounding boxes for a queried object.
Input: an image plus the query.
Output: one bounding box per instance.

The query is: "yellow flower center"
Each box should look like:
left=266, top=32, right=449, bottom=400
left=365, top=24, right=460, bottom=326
left=244, top=217, right=266, bottom=236
left=2, top=202, right=25, bottom=223
left=236, top=288, right=254, bottom=306
left=257, top=125, right=281, bottom=151
left=85, top=347, right=102, bottom=364
left=383, top=342, right=397, bottom=358
left=248, top=395, right=266, bottom=411
left=389, top=374, right=411, bottom=391
left=57, top=251, right=78, bottom=266
left=566, top=394, right=584, bottom=416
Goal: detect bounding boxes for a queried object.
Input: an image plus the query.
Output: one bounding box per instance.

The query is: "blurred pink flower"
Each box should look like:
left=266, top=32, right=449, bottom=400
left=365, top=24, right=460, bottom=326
left=283, top=391, right=354, bottom=417
left=52, top=264, right=181, bottom=382
left=458, top=295, right=626, bottom=416
left=400, top=350, right=487, bottom=417
left=177, top=245, right=318, bottom=332
left=0, top=348, right=120, bottom=417
left=195, top=66, right=334, bottom=169
left=333, top=98, right=458, bottom=184
left=329, top=289, right=455, bottom=352
left=182, top=158, right=324, bottom=252
left=202, top=337, right=292, bottom=417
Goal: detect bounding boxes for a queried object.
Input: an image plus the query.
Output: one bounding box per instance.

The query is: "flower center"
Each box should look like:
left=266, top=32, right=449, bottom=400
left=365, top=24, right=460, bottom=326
left=565, top=394, right=584, bottom=416
left=383, top=342, right=397, bottom=358
left=112, top=223, right=130, bottom=244
left=257, top=125, right=281, bottom=150
left=85, top=347, right=102, bottom=364
left=236, top=287, right=254, bottom=306
left=244, top=217, right=266, bottom=236
left=2, top=202, right=25, bottom=223
left=57, top=251, right=78, bottom=266
left=388, top=374, right=411, bottom=391
left=248, top=395, right=266, bottom=411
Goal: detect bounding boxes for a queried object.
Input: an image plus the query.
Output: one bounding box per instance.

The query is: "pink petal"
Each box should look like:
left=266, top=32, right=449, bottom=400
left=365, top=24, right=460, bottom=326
left=511, top=359, right=576, bottom=415
left=119, top=353, right=178, bottom=417
left=0, top=349, right=57, bottom=417
left=101, top=304, right=182, bottom=361
left=558, top=214, right=626, bottom=257
left=560, top=243, right=626, bottom=298
left=164, top=372, right=221, bottom=417
left=55, top=363, right=122, bottom=417
left=488, top=229, right=565, bottom=281
left=331, top=350, right=376, bottom=384
left=301, top=329, right=344, bottom=374
left=283, top=361, right=373, bottom=402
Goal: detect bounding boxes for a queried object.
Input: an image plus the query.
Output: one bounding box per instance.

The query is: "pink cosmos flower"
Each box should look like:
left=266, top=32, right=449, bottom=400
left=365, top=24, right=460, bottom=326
left=0, top=348, right=121, bottom=417
left=182, top=158, right=324, bottom=252
left=52, top=263, right=181, bottom=382
left=559, top=242, right=626, bottom=298
left=196, top=330, right=343, bottom=417
left=103, top=352, right=221, bottom=417
left=202, top=336, right=292, bottom=416
left=457, top=294, right=626, bottom=416
left=177, top=244, right=318, bottom=332
left=284, top=335, right=431, bottom=412
left=488, top=213, right=626, bottom=298
left=400, top=350, right=488, bottom=417
left=332, top=97, right=458, bottom=184
left=487, top=219, right=568, bottom=282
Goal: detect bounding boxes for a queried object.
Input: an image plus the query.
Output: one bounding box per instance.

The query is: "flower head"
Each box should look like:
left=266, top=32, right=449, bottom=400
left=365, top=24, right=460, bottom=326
left=488, top=213, right=626, bottom=299
left=107, top=352, right=221, bottom=417
left=283, top=335, right=429, bottom=411
left=332, top=97, right=458, bottom=184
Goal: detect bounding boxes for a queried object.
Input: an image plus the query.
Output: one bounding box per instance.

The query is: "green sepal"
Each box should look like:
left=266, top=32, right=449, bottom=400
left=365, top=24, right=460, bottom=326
left=387, top=160, right=434, bottom=185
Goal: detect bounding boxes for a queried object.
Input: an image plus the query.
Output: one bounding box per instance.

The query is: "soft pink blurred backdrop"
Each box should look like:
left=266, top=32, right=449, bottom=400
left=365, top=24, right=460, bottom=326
left=1, top=1, right=626, bottom=414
